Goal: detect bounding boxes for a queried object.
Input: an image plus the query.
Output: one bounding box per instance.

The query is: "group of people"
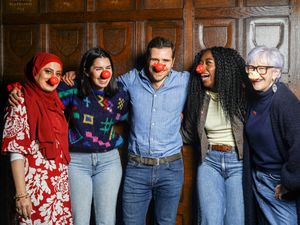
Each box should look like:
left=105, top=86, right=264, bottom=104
left=2, top=36, right=300, bottom=225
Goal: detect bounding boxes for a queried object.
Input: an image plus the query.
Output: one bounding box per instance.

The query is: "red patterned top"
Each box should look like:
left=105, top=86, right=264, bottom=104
left=2, top=95, right=73, bottom=225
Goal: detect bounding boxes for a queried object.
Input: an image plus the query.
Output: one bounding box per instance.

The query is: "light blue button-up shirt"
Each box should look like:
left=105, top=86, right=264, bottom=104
left=118, top=68, right=190, bottom=157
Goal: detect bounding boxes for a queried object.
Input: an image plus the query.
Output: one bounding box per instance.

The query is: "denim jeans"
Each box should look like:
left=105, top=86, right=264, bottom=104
left=197, top=150, right=244, bottom=225
left=122, top=158, right=184, bottom=225
left=68, top=150, right=122, bottom=225
left=252, top=170, right=297, bottom=225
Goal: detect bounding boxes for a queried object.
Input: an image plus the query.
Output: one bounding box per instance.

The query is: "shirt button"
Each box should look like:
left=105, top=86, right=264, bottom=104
left=153, top=108, right=156, bottom=112
left=152, top=123, right=155, bottom=126
left=154, top=94, right=157, bottom=97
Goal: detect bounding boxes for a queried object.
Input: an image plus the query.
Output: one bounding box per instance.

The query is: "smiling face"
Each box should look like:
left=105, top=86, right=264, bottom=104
left=246, top=59, right=280, bottom=92
left=147, top=47, right=175, bottom=89
left=34, top=62, right=62, bottom=92
left=198, top=50, right=216, bottom=90
left=88, top=57, right=113, bottom=90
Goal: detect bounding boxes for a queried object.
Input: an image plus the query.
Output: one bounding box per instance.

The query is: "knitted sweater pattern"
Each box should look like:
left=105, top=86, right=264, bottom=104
left=58, top=82, right=129, bottom=153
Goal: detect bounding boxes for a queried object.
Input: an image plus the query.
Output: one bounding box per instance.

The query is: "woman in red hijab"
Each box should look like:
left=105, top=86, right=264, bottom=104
left=2, top=52, right=72, bottom=224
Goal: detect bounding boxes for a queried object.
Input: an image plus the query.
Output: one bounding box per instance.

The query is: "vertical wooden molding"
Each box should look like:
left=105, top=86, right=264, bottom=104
left=182, top=2, right=195, bottom=225
left=87, top=22, right=94, bottom=49
left=41, top=24, right=47, bottom=51
left=87, top=0, right=95, bottom=12
left=135, top=21, right=144, bottom=56
left=136, top=0, right=144, bottom=60
left=183, top=0, right=193, bottom=70
left=289, top=0, right=300, bottom=98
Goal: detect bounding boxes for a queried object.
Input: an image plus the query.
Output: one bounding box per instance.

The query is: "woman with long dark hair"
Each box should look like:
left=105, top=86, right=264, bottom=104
left=57, top=47, right=129, bottom=225
left=182, top=47, right=252, bottom=225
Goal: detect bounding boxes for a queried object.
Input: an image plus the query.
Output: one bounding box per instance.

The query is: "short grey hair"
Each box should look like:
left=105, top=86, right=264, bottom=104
left=246, top=46, right=284, bottom=69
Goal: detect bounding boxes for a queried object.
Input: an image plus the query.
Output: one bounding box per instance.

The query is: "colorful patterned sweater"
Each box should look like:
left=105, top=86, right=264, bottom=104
left=57, top=82, right=129, bottom=153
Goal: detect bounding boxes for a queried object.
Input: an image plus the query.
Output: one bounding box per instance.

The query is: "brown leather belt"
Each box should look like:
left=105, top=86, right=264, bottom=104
left=208, top=144, right=235, bottom=152
left=128, top=153, right=182, bottom=166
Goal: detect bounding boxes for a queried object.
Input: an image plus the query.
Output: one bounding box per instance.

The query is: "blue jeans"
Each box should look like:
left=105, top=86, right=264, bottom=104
left=122, top=158, right=184, bottom=225
left=198, top=150, right=244, bottom=225
left=252, top=170, right=297, bottom=225
left=68, top=150, right=122, bottom=225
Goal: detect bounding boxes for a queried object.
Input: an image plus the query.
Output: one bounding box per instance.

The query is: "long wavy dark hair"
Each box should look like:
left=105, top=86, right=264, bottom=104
left=77, top=47, right=119, bottom=98
left=185, top=47, right=252, bottom=126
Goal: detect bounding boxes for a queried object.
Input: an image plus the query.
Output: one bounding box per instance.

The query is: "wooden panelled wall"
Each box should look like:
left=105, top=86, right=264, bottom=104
left=0, top=0, right=300, bottom=225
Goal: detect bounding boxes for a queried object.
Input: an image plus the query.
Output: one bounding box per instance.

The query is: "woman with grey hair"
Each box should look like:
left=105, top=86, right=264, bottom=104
left=245, top=46, right=300, bottom=224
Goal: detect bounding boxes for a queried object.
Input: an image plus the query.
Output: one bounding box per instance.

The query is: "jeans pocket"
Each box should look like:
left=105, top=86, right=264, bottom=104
left=167, top=159, right=184, bottom=172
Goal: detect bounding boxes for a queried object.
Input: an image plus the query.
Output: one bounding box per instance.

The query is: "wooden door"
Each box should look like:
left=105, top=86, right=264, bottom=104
left=0, top=1, right=299, bottom=225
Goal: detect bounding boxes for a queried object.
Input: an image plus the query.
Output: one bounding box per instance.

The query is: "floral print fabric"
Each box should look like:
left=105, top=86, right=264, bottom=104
left=2, top=96, right=72, bottom=225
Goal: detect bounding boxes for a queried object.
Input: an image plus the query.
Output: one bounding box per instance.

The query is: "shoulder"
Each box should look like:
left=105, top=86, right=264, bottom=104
left=169, top=70, right=191, bottom=88
left=116, top=81, right=128, bottom=97
left=272, top=83, right=299, bottom=109
left=271, top=83, right=300, bottom=126
left=171, top=69, right=190, bottom=78
left=118, top=68, right=140, bottom=84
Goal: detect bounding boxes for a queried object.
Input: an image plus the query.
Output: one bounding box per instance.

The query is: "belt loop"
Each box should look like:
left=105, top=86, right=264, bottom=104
left=155, top=158, right=160, bottom=166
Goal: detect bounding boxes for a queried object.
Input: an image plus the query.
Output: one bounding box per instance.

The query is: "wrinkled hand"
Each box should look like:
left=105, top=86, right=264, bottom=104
left=8, top=87, right=22, bottom=107
left=62, top=71, right=76, bottom=86
left=16, top=197, right=32, bottom=220
left=275, top=184, right=289, bottom=200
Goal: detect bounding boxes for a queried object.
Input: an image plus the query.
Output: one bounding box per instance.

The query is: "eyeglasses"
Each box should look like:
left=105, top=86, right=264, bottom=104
left=245, top=65, right=280, bottom=75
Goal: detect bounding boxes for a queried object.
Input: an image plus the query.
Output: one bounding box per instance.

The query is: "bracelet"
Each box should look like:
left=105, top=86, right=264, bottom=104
left=14, top=193, right=29, bottom=201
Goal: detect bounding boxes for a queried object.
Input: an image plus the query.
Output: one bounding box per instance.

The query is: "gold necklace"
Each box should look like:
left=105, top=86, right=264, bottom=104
left=206, top=90, right=219, bottom=102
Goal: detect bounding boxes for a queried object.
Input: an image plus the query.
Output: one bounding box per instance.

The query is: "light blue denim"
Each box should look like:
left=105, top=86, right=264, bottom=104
left=68, top=150, right=122, bottom=225
left=122, top=158, right=184, bottom=225
left=198, top=149, right=244, bottom=225
left=252, top=170, right=297, bottom=225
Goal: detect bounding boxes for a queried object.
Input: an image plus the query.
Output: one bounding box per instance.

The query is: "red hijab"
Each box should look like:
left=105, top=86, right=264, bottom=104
left=23, top=52, right=70, bottom=163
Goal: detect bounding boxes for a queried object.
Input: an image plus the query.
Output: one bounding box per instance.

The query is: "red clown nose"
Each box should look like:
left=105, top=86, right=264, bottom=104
left=101, top=70, right=111, bottom=79
left=48, top=76, right=59, bottom=86
left=196, top=64, right=205, bottom=74
left=153, top=63, right=165, bottom=72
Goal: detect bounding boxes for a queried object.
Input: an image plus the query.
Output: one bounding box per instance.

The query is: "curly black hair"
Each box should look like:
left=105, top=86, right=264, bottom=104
left=185, top=46, right=252, bottom=124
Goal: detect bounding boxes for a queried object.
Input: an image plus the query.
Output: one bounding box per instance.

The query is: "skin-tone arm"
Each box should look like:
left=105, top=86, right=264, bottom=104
left=8, top=70, right=77, bottom=107
left=11, top=159, right=32, bottom=219
left=61, top=71, right=76, bottom=86
left=8, top=88, right=22, bottom=107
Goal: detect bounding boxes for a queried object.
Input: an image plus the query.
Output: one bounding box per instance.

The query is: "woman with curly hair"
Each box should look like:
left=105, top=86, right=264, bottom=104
left=181, top=47, right=252, bottom=225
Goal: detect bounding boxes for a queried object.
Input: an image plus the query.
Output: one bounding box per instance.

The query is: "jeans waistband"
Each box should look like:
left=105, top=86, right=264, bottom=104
left=128, top=153, right=182, bottom=166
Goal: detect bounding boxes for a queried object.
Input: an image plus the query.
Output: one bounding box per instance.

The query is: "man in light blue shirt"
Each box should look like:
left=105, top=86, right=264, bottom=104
left=119, top=37, right=190, bottom=225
